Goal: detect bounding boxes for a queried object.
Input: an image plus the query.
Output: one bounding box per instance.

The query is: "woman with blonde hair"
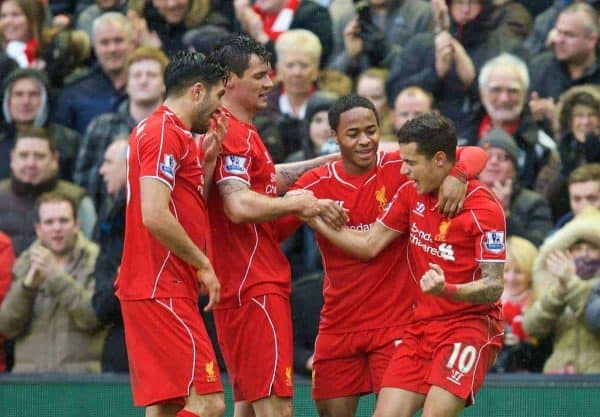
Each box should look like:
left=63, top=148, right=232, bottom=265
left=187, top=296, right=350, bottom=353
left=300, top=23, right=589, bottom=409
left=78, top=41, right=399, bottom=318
left=493, top=236, right=550, bottom=372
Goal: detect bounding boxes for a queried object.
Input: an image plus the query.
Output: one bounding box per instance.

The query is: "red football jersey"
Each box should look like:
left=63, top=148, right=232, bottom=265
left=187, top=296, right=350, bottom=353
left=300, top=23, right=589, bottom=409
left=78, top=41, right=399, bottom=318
left=116, top=106, right=208, bottom=300
left=208, top=108, right=290, bottom=308
left=379, top=180, right=506, bottom=321
left=291, top=151, right=415, bottom=333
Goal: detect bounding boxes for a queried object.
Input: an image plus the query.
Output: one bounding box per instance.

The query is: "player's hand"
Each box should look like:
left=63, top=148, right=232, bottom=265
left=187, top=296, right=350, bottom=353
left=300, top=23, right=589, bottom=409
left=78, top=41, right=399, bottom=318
left=285, top=189, right=320, bottom=218
left=436, top=175, right=466, bottom=217
left=317, top=199, right=349, bottom=231
left=201, top=109, right=228, bottom=164
left=197, top=264, right=220, bottom=311
left=420, top=263, right=446, bottom=296
left=546, top=249, right=575, bottom=292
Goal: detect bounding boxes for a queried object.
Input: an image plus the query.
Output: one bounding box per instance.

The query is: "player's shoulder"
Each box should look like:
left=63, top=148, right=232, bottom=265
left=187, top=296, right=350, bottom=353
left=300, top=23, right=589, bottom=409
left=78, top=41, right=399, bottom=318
left=380, top=150, right=402, bottom=165
left=296, top=162, right=335, bottom=189
left=464, top=180, right=499, bottom=205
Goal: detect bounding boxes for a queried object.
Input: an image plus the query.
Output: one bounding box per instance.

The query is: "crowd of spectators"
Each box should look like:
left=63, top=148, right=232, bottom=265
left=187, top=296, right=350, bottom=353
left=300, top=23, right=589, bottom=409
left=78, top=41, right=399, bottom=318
left=0, top=0, right=599, bottom=378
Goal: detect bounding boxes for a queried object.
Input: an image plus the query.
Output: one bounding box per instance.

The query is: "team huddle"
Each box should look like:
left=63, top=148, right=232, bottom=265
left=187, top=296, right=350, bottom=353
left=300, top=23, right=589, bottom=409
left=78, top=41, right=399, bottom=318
left=116, top=34, right=507, bottom=417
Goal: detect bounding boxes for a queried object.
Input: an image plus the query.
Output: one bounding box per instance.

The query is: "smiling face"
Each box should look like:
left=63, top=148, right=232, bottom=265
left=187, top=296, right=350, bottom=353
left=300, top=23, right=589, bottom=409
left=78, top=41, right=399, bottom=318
left=333, top=106, right=380, bottom=175
left=480, top=66, right=526, bottom=124
left=0, top=0, right=29, bottom=43
left=93, top=21, right=133, bottom=77
left=228, top=54, right=273, bottom=113
left=276, top=50, right=317, bottom=98
left=35, top=200, right=79, bottom=257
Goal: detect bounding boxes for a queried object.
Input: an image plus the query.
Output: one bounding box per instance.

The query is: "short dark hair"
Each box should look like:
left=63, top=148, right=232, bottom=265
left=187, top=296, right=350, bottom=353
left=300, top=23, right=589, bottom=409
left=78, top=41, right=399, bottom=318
left=328, top=94, right=379, bottom=131
left=211, top=34, right=271, bottom=77
left=164, top=50, right=229, bottom=98
left=14, top=127, right=57, bottom=153
left=397, top=113, right=457, bottom=162
left=569, top=163, right=600, bottom=186
left=34, top=191, right=78, bottom=223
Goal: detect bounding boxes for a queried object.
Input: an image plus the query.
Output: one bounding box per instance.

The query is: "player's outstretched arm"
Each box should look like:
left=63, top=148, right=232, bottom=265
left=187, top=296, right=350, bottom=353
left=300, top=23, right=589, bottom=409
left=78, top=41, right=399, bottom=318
left=309, top=217, right=400, bottom=261
left=218, top=179, right=320, bottom=224
left=421, top=262, right=504, bottom=304
left=141, top=178, right=220, bottom=309
left=275, top=153, right=339, bottom=194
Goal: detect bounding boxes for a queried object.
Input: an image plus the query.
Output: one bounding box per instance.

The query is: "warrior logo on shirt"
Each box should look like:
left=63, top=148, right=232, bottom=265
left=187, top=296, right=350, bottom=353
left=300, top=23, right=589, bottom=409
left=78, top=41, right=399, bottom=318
left=413, top=201, right=425, bottom=217
left=205, top=361, right=217, bottom=382
left=224, top=155, right=249, bottom=174
left=159, top=154, right=177, bottom=179
left=484, top=231, right=505, bottom=253
left=375, top=185, right=387, bottom=212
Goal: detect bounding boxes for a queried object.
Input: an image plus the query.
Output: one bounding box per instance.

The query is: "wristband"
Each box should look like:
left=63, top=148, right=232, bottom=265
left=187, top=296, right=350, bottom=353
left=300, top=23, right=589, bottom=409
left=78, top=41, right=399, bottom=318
left=442, top=283, right=458, bottom=298
left=449, top=166, right=467, bottom=184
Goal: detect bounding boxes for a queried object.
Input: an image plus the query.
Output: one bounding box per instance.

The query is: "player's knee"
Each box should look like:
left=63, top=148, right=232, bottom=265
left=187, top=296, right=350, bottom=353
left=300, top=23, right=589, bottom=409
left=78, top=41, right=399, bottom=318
left=188, top=395, right=225, bottom=417
left=278, top=400, right=292, bottom=417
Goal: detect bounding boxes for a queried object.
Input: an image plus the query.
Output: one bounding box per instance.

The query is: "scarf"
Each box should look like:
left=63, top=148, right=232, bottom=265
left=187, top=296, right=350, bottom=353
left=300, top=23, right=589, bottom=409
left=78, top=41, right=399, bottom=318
left=254, top=0, right=301, bottom=40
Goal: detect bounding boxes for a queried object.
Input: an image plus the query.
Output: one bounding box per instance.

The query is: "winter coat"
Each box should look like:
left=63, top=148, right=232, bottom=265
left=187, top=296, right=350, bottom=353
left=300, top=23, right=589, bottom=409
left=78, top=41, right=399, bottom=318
left=0, top=233, right=105, bottom=373
left=523, top=207, right=600, bottom=373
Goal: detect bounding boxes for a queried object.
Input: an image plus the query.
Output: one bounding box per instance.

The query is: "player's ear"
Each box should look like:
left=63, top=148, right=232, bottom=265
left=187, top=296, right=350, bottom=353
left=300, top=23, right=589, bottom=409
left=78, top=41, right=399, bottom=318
left=433, top=150, right=448, bottom=166
left=331, top=129, right=339, bottom=144
left=192, top=82, right=206, bottom=102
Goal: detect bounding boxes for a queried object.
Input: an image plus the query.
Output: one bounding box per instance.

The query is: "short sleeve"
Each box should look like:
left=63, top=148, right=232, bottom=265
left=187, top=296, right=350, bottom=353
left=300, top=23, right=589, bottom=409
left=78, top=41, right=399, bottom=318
left=137, top=125, right=186, bottom=190
left=469, top=193, right=507, bottom=262
left=214, top=127, right=255, bottom=186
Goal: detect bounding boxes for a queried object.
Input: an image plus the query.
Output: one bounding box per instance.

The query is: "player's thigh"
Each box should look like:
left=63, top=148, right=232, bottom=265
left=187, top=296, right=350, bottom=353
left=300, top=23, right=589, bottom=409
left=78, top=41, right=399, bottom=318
left=252, top=395, right=292, bottom=417
left=315, top=396, right=360, bottom=417
left=185, top=386, right=226, bottom=417
left=372, top=387, right=425, bottom=417
left=422, top=386, right=465, bottom=417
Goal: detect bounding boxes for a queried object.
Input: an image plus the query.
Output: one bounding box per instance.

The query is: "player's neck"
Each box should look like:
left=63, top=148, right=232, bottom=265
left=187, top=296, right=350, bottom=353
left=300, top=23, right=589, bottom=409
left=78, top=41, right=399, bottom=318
left=163, top=98, right=193, bottom=130
left=223, top=96, right=255, bottom=125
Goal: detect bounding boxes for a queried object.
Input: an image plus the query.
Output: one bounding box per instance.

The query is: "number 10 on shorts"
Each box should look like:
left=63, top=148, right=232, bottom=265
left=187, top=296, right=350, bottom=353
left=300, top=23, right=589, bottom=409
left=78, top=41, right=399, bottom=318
left=446, top=342, right=477, bottom=374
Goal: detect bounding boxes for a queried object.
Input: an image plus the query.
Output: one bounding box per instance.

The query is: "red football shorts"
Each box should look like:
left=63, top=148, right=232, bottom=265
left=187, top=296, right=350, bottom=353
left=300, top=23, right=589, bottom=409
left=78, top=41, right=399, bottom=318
left=214, top=293, right=293, bottom=402
left=382, top=315, right=503, bottom=405
left=120, top=298, right=223, bottom=407
left=312, top=326, right=404, bottom=400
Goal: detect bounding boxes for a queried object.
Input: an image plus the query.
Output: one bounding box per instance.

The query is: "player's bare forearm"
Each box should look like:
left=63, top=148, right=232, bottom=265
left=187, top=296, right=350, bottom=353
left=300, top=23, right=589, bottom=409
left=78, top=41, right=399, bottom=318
left=450, top=262, right=504, bottom=304
left=310, top=218, right=398, bottom=261
left=218, top=179, right=311, bottom=223
left=140, top=179, right=212, bottom=271
left=275, top=153, right=338, bottom=193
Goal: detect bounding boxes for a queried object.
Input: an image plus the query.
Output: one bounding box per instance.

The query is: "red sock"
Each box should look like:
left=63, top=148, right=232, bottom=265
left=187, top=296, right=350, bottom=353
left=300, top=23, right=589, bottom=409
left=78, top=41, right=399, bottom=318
left=176, top=410, right=199, bottom=417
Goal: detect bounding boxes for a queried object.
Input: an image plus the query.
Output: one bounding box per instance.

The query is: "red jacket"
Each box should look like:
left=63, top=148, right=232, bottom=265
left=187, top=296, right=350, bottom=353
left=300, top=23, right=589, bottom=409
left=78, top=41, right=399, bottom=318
left=0, top=232, right=15, bottom=372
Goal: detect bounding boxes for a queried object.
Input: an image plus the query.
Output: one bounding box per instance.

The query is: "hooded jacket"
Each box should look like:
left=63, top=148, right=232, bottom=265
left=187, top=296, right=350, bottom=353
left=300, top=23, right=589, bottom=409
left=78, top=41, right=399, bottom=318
left=0, top=69, right=81, bottom=181
left=523, top=207, right=600, bottom=373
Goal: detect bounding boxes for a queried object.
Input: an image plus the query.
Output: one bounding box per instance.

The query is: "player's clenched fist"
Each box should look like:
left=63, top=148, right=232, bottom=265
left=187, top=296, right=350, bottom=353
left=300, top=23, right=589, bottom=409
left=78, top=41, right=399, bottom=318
left=420, top=263, right=446, bottom=296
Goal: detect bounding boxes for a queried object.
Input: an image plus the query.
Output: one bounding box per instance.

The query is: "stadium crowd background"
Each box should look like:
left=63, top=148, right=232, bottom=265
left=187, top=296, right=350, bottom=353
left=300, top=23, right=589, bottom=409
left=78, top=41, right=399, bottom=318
left=0, top=0, right=599, bottom=398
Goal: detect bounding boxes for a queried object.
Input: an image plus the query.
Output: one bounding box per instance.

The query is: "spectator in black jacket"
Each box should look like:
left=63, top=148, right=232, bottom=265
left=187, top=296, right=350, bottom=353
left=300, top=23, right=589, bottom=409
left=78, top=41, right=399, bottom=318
left=479, top=128, right=553, bottom=246
left=92, top=138, right=128, bottom=372
left=386, top=0, right=525, bottom=138
left=529, top=3, right=600, bottom=126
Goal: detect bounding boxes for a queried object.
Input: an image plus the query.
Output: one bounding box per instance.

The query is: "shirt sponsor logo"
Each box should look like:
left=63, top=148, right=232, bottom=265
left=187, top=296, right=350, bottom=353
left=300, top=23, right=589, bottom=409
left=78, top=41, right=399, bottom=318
left=224, top=155, right=248, bottom=174
left=159, top=154, right=176, bottom=179
left=349, top=223, right=372, bottom=231
left=413, top=201, right=425, bottom=217
left=484, top=231, right=505, bottom=253
left=410, top=222, right=455, bottom=261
